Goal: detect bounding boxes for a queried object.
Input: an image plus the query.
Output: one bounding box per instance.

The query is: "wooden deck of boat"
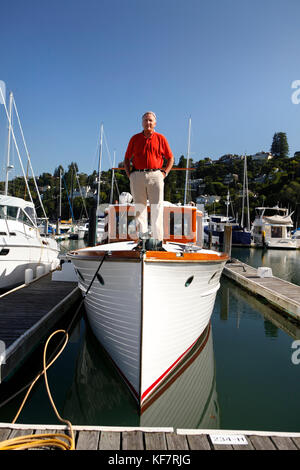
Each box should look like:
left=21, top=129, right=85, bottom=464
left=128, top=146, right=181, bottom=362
left=0, top=424, right=300, bottom=450
left=0, top=271, right=80, bottom=382
left=223, top=259, right=300, bottom=322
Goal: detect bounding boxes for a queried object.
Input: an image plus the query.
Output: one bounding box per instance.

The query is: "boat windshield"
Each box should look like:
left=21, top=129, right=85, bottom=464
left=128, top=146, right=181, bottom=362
left=24, top=206, right=36, bottom=224
left=0, top=204, right=36, bottom=227
left=19, top=209, right=36, bottom=227
left=257, top=207, right=289, bottom=217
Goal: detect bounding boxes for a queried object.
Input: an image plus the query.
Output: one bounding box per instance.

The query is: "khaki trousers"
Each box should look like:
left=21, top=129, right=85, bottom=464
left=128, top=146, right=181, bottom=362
left=129, top=170, right=164, bottom=241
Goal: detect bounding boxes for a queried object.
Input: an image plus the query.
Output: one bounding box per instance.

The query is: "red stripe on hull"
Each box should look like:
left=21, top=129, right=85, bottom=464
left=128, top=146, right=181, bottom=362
left=141, top=328, right=208, bottom=403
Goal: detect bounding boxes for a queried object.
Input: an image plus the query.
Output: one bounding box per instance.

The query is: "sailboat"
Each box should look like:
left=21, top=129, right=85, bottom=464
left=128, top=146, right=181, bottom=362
left=223, top=155, right=252, bottom=247
left=0, top=85, right=60, bottom=290
left=204, top=156, right=252, bottom=247
left=203, top=191, right=235, bottom=246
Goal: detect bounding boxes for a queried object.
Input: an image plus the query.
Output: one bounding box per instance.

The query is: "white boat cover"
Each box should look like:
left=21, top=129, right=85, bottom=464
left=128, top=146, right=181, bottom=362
left=0, top=194, right=35, bottom=210
left=264, top=215, right=293, bottom=225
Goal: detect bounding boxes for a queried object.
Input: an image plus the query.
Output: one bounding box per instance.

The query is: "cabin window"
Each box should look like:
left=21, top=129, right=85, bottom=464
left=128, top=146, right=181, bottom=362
left=271, top=226, right=282, bottom=238
left=107, top=205, right=198, bottom=244
left=0, top=205, right=18, bottom=220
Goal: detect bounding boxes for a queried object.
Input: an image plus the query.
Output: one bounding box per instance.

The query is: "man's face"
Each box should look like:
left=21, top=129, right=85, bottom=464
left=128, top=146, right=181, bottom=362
left=142, top=113, right=156, bottom=133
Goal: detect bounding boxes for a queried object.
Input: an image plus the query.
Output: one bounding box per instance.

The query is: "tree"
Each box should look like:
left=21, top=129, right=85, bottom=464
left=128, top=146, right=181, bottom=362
left=53, top=165, right=64, bottom=178
left=270, top=132, right=289, bottom=158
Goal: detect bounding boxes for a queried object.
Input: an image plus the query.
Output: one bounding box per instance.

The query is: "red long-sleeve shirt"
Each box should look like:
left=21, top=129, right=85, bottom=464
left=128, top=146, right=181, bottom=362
left=124, top=131, right=173, bottom=169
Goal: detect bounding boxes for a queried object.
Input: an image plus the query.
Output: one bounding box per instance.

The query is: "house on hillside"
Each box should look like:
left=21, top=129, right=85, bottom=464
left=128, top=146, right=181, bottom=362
left=196, top=195, right=221, bottom=206
left=223, top=173, right=238, bottom=184
left=251, top=151, right=273, bottom=161
left=72, top=185, right=95, bottom=198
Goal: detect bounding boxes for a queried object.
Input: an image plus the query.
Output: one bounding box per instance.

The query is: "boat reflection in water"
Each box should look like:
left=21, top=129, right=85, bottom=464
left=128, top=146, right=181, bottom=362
left=63, top=320, right=219, bottom=429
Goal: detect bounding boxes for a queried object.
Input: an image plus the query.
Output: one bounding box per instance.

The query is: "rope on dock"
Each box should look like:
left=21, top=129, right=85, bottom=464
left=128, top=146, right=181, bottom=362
left=0, top=330, right=75, bottom=450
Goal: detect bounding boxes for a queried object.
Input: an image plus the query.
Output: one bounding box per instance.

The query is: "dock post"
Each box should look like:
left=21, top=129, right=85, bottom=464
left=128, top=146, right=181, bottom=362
left=223, top=225, right=232, bottom=257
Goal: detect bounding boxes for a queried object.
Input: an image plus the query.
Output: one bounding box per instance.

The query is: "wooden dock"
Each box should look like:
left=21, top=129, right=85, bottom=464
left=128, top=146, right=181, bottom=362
left=0, top=423, right=300, bottom=450
left=223, top=259, right=300, bottom=323
left=0, top=270, right=80, bottom=382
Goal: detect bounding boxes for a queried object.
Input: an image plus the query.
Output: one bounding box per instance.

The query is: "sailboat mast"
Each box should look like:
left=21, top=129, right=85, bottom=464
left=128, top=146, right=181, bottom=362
left=226, top=189, right=229, bottom=218
left=245, top=155, right=250, bottom=230
left=4, top=92, right=13, bottom=196
left=241, top=154, right=250, bottom=230
left=110, top=150, right=116, bottom=204
left=59, top=168, right=62, bottom=220
left=241, top=154, right=245, bottom=228
left=184, top=116, right=191, bottom=205
left=97, top=123, right=103, bottom=208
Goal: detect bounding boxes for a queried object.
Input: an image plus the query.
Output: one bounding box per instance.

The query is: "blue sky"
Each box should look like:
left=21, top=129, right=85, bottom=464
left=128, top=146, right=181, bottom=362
left=1, top=0, right=300, bottom=179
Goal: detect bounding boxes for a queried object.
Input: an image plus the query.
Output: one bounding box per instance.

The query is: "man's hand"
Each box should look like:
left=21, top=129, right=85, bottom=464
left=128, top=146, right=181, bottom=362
left=124, top=159, right=131, bottom=179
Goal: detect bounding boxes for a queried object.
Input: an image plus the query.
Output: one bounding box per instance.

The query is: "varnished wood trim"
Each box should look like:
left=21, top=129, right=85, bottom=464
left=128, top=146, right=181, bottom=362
left=68, top=250, right=141, bottom=261
left=145, top=251, right=229, bottom=262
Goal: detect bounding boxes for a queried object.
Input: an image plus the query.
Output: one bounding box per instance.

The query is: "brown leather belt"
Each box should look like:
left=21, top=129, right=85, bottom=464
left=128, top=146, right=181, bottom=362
left=131, top=168, right=161, bottom=172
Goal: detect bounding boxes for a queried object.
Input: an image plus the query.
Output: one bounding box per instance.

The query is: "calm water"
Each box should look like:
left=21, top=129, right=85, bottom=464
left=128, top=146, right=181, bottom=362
left=0, top=243, right=300, bottom=432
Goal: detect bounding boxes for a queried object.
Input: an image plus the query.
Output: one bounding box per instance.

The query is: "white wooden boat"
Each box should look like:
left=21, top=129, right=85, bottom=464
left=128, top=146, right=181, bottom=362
left=0, top=195, right=60, bottom=289
left=251, top=206, right=297, bottom=249
left=68, top=203, right=228, bottom=410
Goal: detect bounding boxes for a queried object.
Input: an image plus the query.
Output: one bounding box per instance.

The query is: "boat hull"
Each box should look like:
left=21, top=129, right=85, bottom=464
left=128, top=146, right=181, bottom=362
left=141, top=256, right=223, bottom=408
left=69, top=246, right=227, bottom=408
left=0, top=222, right=60, bottom=289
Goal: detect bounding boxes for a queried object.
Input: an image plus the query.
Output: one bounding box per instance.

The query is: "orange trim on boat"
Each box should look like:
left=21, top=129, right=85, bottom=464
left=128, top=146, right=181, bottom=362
left=145, top=251, right=229, bottom=262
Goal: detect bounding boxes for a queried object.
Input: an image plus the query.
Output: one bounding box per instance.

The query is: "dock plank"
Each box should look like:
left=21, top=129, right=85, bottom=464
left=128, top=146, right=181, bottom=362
left=166, top=432, right=189, bottom=450
left=186, top=434, right=211, bottom=450
left=122, top=430, right=144, bottom=450
left=271, top=436, right=298, bottom=450
left=248, top=435, right=277, bottom=450
left=292, top=437, right=300, bottom=449
left=99, top=431, right=121, bottom=450
left=144, top=432, right=168, bottom=450
left=76, top=430, right=100, bottom=450
left=0, top=427, right=11, bottom=443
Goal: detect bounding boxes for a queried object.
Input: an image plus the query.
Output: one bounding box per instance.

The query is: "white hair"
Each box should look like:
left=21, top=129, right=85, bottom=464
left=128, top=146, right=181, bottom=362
left=142, top=111, right=156, bottom=121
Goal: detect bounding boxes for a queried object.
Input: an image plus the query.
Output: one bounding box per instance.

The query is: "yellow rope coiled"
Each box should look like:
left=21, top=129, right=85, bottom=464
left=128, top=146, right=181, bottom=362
left=0, top=329, right=75, bottom=450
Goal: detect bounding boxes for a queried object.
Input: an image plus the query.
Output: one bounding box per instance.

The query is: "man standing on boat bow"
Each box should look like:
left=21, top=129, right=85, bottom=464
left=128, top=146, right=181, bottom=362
left=124, top=111, right=174, bottom=242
